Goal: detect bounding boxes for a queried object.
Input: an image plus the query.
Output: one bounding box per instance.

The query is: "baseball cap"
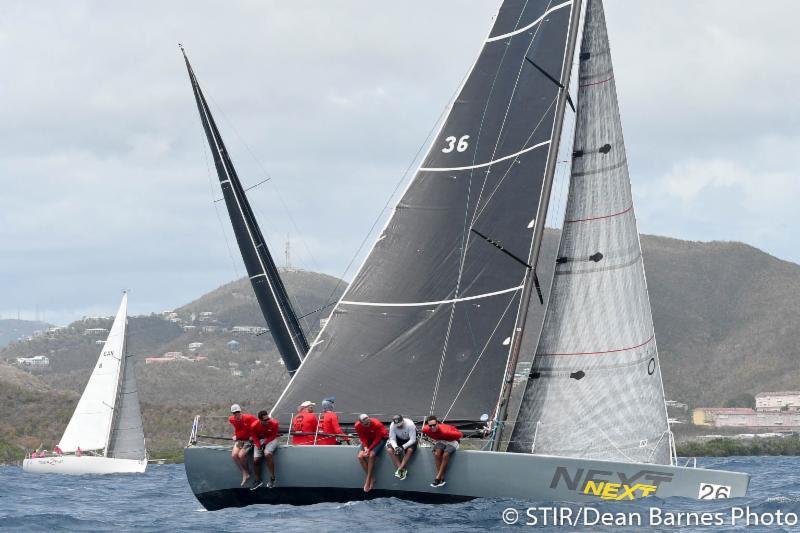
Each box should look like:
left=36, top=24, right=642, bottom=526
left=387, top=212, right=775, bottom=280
left=230, top=404, right=242, bottom=413
left=300, top=400, right=316, bottom=408
left=359, top=413, right=369, bottom=422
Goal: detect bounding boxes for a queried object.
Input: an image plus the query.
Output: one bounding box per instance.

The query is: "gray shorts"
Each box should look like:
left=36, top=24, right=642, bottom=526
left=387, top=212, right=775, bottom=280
left=433, top=441, right=458, bottom=455
left=254, top=439, right=279, bottom=458
left=234, top=439, right=253, bottom=451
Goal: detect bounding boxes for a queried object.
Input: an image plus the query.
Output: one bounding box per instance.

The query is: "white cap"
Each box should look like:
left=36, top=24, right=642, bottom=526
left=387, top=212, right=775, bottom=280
left=300, top=401, right=315, bottom=408
left=359, top=413, right=369, bottom=422
left=230, top=404, right=242, bottom=413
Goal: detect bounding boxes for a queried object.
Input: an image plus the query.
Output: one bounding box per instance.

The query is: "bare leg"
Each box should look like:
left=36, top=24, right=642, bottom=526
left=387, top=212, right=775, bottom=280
left=253, top=456, right=262, bottom=483
left=357, top=450, right=368, bottom=473
left=238, top=447, right=251, bottom=485
left=436, top=451, right=451, bottom=481
left=389, top=446, right=402, bottom=470
left=399, top=447, right=414, bottom=470
left=265, top=453, right=275, bottom=481
left=364, top=451, right=377, bottom=492
left=232, top=445, right=248, bottom=480
left=433, top=449, right=443, bottom=477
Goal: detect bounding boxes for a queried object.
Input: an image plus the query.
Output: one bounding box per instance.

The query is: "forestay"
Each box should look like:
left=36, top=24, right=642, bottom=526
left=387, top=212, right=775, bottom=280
left=58, top=293, right=128, bottom=454
left=274, top=0, right=577, bottom=423
left=508, top=0, right=671, bottom=464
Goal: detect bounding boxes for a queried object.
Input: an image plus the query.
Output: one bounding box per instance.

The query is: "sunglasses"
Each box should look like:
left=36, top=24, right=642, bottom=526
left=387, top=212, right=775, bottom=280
left=427, top=423, right=438, bottom=428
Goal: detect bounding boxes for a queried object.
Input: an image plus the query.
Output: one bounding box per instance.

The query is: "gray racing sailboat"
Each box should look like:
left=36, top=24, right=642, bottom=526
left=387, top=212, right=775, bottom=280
left=182, top=0, right=748, bottom=509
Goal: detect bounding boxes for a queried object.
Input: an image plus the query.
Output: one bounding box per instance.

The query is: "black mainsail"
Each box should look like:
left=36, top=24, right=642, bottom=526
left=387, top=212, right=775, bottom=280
left=181, top=47, right=309, bottom=374
left=272, top=0, right=578, bottom=424
left=508, top=0, right=671, bottom=464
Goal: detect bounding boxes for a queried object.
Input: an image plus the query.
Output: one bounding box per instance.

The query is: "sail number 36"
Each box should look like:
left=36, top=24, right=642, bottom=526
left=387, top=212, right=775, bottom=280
left=442, top=135, right=470, bottom=153
left=698, top=483, right=731, bottom=499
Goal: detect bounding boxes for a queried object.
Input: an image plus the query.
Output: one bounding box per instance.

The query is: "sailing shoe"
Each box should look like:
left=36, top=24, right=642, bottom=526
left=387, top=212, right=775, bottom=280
left=430, top=478, right=443, bottom=488
left=267, top=477, right=276, bottom=488
left=394, top=469, right=402, bottom=479
left=250, top=481, right=263, bottom=491
left=399, top=469, right=407, bottom=480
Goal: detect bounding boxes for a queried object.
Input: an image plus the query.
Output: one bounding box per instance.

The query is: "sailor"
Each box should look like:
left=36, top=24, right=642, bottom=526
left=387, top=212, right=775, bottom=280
left=316, top=397, right=349, bottom=445
left=422, top=415, right=463, bottom=488
left=291, top=401, right=318, bottom=445
left=228, top=403, right=257, bottom=486
left=355, top=413, right=388, bottom=493
left=250, top=410, right=280, bottom=489
left=386, top=414, right=417, bottom=480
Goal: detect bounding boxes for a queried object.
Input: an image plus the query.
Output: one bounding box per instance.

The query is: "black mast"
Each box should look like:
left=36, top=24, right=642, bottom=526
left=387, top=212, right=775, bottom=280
left=180, top=46, right=308, bottom=374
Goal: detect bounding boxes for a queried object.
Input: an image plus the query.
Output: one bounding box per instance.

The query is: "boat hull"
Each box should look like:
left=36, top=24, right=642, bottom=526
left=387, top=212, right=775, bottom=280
left=184, top=445, right=749, bottom=510
left=22, top=455, right=147, bottom=475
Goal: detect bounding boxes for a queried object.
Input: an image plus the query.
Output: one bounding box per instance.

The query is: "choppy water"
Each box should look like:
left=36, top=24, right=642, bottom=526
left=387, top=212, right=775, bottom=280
left=1, top=456, right=798, bottom=532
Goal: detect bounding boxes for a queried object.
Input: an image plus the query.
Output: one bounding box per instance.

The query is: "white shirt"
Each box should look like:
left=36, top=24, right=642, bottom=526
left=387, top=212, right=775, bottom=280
left=388, top=418, right=417, bottom=449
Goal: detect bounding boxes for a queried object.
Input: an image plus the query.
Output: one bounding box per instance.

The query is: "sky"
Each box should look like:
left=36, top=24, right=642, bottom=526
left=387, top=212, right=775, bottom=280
left=0, top=1, right=797, bottom=325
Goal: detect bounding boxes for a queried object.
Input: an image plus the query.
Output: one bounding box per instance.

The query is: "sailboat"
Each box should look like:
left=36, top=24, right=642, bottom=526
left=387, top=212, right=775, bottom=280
left=181, top=0, right=748, bottom=509
left=23, top=292, right=147, bottom=475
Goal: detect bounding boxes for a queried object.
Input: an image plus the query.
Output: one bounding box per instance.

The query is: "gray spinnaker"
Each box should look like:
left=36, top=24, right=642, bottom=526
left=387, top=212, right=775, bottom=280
left=508, top=0, right=671, bottom=464
left=273, top=0, right=577, bottom=424
left=108, top=351, right=146, bottom=461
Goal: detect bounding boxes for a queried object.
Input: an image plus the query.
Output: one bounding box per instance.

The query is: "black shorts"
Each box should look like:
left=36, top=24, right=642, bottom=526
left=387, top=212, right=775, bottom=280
left=389, top=437, right=417, bottom=452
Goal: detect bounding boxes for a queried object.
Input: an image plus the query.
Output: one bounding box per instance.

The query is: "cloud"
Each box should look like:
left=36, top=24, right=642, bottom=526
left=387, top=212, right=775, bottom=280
left=0, top=0, right=797, bottom=324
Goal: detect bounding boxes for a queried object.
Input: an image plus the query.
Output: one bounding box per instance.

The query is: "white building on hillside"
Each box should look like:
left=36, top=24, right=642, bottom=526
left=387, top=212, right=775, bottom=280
left=756, top=391, right=800, bottom=412
left=16, top=355, right=50, bottom=367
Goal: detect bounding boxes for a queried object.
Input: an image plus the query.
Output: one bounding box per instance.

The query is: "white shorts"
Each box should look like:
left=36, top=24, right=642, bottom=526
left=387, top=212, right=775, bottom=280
left=254, top=438, right=279, bottom=458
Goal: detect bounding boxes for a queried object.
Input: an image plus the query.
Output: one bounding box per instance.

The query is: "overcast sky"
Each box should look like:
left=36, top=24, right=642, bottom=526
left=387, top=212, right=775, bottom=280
left=1, top=1, right=797, bottom=325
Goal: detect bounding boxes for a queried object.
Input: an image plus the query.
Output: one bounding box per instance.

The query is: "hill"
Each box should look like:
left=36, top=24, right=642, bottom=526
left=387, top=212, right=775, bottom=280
left=1, top=238, right=799, bottom=461
left=0, top=319, right=50, bottom=349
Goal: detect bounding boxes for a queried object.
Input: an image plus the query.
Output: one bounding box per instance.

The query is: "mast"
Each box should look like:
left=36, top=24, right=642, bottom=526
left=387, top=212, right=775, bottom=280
left=490, top=0, right=583, bottom=451
left=181, top=46, right=309, bottom=374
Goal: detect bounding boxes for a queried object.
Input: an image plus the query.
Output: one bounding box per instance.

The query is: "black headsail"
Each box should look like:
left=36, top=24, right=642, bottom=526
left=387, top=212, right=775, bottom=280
left=181, top=47, right=308, bottom=374
left=272, top=1, right=578, bottom=424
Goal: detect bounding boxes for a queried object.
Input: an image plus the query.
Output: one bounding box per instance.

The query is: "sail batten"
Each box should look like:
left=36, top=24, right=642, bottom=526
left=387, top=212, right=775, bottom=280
left=508, top=0, right=671, bottom=464
left=182, top=48, right=309, bottom=374
left=272, top=1, right=576, bottom=423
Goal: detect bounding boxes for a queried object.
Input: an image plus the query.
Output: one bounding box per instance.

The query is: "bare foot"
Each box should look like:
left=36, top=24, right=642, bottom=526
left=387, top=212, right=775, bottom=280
left=363, top=479, right=372, bottom=493
left=240, top=474, right=250, bottom=487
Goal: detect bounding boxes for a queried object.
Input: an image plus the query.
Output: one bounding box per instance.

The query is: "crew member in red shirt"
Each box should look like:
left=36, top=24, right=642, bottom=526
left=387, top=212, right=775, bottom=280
left=228, top=403, right=258, bottom=487
left=355, top=413, right=389, bottom=492
left=317, top=397, right=349, bottom=445
left=422, top=414, right=463, bottom=488
left=250, top=410, right=280, bottom=489
left=291, top=401, right=318, bottom=445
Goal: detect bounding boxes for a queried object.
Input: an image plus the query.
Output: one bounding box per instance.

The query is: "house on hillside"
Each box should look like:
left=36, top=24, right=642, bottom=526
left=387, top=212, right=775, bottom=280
left=227, top=340, right=240, bottom=352
left=693, top=407, right=800, bottom=428
left=16, top=355, right=50, bottom=367
left=187, top=342, right=204, bottom=351
left=755, top=391, right=800, bottom=412
left=83, top=328, right=108, bottom=336
left=231, top=326, right=268, bottom=335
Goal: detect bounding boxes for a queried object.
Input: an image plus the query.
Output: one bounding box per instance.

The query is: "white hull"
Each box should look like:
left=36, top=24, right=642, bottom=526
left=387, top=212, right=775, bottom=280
left=22, top=455, right=147, bottom=475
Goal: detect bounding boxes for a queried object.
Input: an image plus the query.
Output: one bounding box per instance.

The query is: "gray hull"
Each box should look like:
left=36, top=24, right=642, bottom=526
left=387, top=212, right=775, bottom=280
left=184, top=445, right=749, bottom=510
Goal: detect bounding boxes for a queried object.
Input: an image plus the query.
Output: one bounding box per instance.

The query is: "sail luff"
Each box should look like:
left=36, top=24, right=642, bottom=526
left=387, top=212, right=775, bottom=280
left=181, top=47, right=309, bottom=374
left=491, top=0, right=583, bottom=451
left=507, top=0, right=671, bottom=464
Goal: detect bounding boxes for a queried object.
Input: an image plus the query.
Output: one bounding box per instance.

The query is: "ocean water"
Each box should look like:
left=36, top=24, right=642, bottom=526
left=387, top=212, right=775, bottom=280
left=1, top=456, right=798, bottom=532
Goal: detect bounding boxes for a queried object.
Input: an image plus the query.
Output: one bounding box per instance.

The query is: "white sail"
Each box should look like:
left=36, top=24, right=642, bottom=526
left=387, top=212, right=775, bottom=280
left=58, top=293, right=128, bottom=453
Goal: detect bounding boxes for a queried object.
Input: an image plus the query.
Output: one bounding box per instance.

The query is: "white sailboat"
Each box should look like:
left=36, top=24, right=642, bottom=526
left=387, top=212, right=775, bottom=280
left=23, top=292, right=147, bottom=475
